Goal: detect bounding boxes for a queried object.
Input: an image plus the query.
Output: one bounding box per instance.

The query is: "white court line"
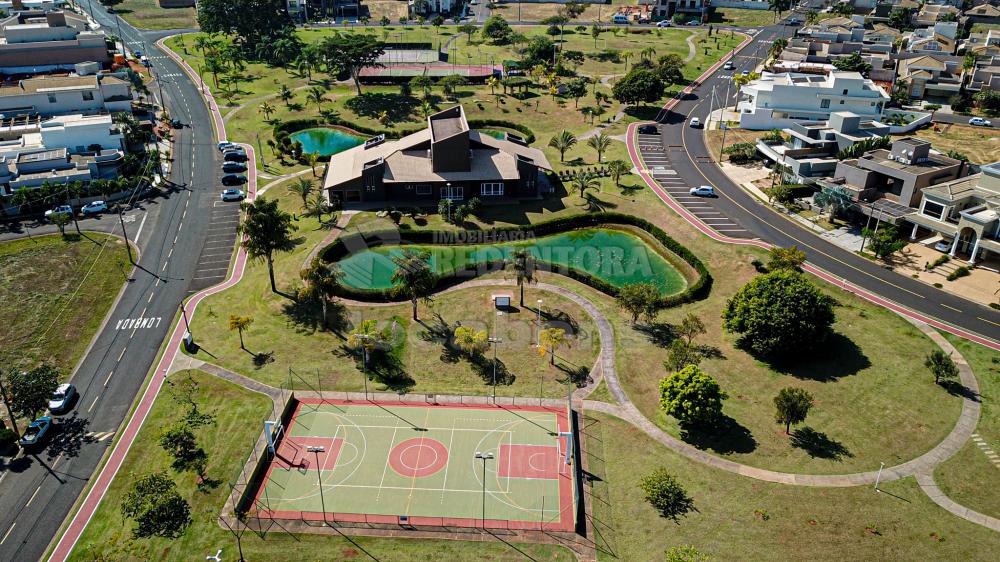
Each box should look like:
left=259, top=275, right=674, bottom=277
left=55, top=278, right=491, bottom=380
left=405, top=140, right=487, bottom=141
left=374, top=418, right=401, bottom=502
left=439, top=420, right=456, bottom=504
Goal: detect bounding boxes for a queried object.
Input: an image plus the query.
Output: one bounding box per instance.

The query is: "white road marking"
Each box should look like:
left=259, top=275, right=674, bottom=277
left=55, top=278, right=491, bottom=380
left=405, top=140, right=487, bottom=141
left=25, top=486, right=41, bottom=506
left=87, top=395, right=99, bottom=413
left=104, top=371, right=114, bottom=386
left=1, top=523, right=15, bottom=545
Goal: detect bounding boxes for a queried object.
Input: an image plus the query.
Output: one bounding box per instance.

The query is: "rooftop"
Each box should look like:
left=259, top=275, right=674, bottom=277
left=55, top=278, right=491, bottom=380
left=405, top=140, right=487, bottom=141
left=859, top=149, right=959, bottom=174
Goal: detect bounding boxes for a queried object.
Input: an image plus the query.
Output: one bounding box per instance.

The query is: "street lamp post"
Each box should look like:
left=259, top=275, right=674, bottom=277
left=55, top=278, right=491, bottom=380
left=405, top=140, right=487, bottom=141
left=474, top=451, right=494, bottom=527
left=307, top=446, right=327, bottom=524
left=535, top=299, right=543, bottom=347
left=489, top=310, right=503, bottom=402
left=355, top=335, right=371, bottom=399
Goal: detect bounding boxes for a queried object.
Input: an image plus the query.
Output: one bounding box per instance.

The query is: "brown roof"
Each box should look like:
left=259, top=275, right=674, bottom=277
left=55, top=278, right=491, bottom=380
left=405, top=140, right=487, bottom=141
left=0, top=75, right=99, bottom=97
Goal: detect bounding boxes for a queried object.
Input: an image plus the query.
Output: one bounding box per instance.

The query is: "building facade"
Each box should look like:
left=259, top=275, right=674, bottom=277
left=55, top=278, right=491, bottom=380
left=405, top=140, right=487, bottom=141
left=737, top=71, right=889, bottom=130
left=0, top=74, right=133, bottom=116
left=0, top=10, right=109, bottom=72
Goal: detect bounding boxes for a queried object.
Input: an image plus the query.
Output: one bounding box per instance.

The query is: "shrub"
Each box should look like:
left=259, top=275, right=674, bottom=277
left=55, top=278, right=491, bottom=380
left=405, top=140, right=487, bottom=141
left=0, top=425, right=16, bottom=448
left=659, top=365, right=727, bottom=426
left=946, top=266, right=971, bottom=281
left=926, top=254, right=950, bottom=270
left=638, top=467, right=695, bottom=521
left=723, top=141, right=757, bottom=164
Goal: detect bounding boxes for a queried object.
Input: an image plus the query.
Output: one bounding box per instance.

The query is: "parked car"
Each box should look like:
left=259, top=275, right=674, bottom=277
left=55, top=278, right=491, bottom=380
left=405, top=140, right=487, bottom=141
left=741, top=70, right=750, bottom=77
left=223, top=145, right=246, bottom=155
left=934, top=239, right=953, bottom=252
left=49, top=383, right=77, bottom=414
left=969, top=117, right=992, bottom=127
left=44, top=205, right=73, bottom=219
left=686, top=20, right=700, bottom=26
left=221, top=188, right=245, bottom=202
left=689, top=185, right=715, bottom=197
left=81, top=200, right=108, bottom=215
left=221, top=174, right=247, bottom=186
left=223, top=151, right=248, bottom=162
left=638, top=124, right=659, bottom=135
left=170, top=119, right=183, bottom=129
left=656, top=20, right=672, bottom=27
left=218, top=141, right=238, bottom=152
left=19, top=416, right=52, bottom=449
left=140, top=55, right=150, bottom=67
left=723, top=61, right=734, bottom=70
left=786, top=18, right=801, bottom=25
left=222, top=161, right=247, bottom=173
left=689, top=117, right=701, bottom=128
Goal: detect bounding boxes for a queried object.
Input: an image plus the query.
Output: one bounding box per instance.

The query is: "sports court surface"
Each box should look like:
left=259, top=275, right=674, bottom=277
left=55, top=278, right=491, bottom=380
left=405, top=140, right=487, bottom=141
left=253, top=399, right=576, bottom=531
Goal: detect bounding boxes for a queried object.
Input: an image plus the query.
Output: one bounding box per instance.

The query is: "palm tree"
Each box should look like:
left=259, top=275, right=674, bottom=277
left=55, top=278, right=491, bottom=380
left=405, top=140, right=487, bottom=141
left=194, top=36, right=216, bottom=57
left=300, top=258, right=343, bottom=329
left=548, top=130, right=577, bottom=163
left=348, top=319, right=390, bottom=368
left=420, top=99, right=433, bottom=118
left=228, top=315, right=254, bottom=350
left=769, top=0, right=790, bottom=22
left=204, top=55, right=224, bottom=88
left=279, top=85, right=294, bottom=106
left=302, top=192, right=331, bottom=224
left=640, top=46, right=656, bottom=61
left=306, top=86, right=327, bottom=113
left=486, top=76, right=499, bottom=95
left=621, top=50, right=632, bottom=71
left=538, top=327, right=567, bottom=366
left=813, top=185, right=853, bottom=220
left=259, top=101, right=276, bottom=123
left=509, top=248, right=537, bottom=306
left=607, top=159, right=630, bottom=187
left=390, top=249, right=435, bottom=321
left=768, top=38, right=788, bottom=62
left=237, top=198, right=298, bottom=294
left=586, top=133, right=612, bottom=163
left=289, top=177, right=314, bottom=208
left=307, top=152, right=321, bottom=176
left=571, top=170, right=600, bottom=199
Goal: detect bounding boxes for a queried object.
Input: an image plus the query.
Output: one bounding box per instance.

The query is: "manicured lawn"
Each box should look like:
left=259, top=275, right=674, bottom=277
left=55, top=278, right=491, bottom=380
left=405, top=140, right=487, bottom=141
left=0, top=234, right=130, bottom=373
left=585, top=412, right=1000, bottom=561
left=708, top=7, right=781, bottom=28
left=910, top=123, right=1000, bottom=165
left=933, top=333, right=1000, bottom=519
left=491, top=0, right=631, bottom=23
left=70, top=370, right=573, bottom=561
left=114, top=0, right=198, bottom=31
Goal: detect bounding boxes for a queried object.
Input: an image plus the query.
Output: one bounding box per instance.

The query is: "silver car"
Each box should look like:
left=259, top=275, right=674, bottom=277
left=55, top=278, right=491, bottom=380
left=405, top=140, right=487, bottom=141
left=49, top=383, right=76, bottom=414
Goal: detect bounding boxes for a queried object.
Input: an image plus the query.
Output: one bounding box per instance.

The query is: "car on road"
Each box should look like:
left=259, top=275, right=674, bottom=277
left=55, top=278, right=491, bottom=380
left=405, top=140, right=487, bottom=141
left=656, top=20, right=672, bottom=27
left=741, top=70, right=750, bottom=77
left=170, top=119, right=183, bottom=129
left=934, top=239, right=953, bottom=252
left=689, top=117, right=701, bottom=128
left=689, top=185, right=715, bottom=197
left=19, top=416, right=52, bottom=449
left=49, top=384, right=77, bottom=414
left=223, top=151, right=248, bottom=162
left=969, top=117, right=992, bottom=127
left=638, top=124, right=659, bottom=135
left=218, top=141, right=238, bottom=152
left=140, top=55, right=150, bottom=67
left=133, top=50, right=141, bottom=58
left=44, top=205, right=73, bottom=219
left=81, top=201, right=108, bottom=215
left=221, top=173, right=248, bottom=186
left=221, top=188, right=245, bottom=202
left=686, top=20, right=700, bottom=26
left=786, top=18, right=801, bottom=25
left=723, top=61, right=734, bottom=70
left=222, top=161, right=247, bottom=173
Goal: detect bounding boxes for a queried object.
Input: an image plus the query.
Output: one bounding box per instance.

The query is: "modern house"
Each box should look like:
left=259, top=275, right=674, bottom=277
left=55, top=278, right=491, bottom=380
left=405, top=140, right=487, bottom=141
left=641, top=0, right=708, bottom=20
left=0, top=74, right=133, bottom=116
left=967, top=57, right=1000, bottom=93
left=904, top=163, right=1000, bottom=264
left=756, top=112, right=891, bottom=182
left=0, top=10, right=110, bottom=72
left=912, top=3, right=960, bottom=27
left=285, top=0, right=361, bottom=21
left=903, top=22, right=958, bottom=55
left=323, top=105, right=552, bottom=205
left=736, top=71, right=889, bottom=130
left=895, top=54, right=964, bottom=99
left=798, top=17, right=865, bottom=43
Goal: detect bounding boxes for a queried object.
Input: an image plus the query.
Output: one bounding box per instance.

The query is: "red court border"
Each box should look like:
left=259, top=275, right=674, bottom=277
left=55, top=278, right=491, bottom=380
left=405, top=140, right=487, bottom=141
left=252, top=399, right=575, bottom=532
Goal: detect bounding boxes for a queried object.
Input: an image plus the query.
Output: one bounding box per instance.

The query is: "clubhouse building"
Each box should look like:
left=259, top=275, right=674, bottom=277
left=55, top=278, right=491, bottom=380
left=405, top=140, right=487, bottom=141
left=322, top=105, right=552, bottom=205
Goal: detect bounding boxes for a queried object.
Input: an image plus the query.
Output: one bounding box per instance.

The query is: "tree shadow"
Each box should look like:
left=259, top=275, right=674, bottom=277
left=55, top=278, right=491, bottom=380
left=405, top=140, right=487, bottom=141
left=790, top=427, right=854, bottom=461
left=45, top=415, right=91, bottom=461
left=368, top=350, right=415, bottom=392
left=679, top=415, right=757, bottom=455
left=940, top=380, right=981, bottom=402
left=768, top=332, right=870, bottom=382
left=635, top=321, right=677, bottom=347
left=470, top=354, right=516, bottom=386
left=344, top=93, right=418, bottom=123
left=557, top=364, right=592, bottom=388
left=253, top=351, right=275, bottom=368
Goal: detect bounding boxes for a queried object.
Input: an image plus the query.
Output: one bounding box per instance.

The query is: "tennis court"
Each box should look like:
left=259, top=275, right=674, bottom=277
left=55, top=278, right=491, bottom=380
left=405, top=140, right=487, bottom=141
left=253, top=399, right=576, bottom=531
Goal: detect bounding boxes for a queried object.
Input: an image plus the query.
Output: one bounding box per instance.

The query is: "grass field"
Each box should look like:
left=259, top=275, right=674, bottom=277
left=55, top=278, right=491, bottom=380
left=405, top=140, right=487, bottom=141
left=114, top=0, right=198, bottom=31
left=708, top=7, right=780, bottom=29
left=69, top=370, right=574, bottom=561
left=0, top=233, right=130, bottom=373
left=254, top=400, right=574, bottom=530
left=911, top=123, right=1000, bottom=165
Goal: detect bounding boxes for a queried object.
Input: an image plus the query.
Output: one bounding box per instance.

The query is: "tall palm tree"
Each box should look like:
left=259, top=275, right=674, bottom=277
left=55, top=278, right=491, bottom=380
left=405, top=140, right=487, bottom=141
left=548, top=130, right=578, bottom=163
left=306, top=86, right=327, bottom=112
left=509, top=248, right=537, bottom=306
left=307, top=152, right=321, bottom=176
left=289, top=177, right=314, bottom=208
left=237, top=198, right=298, bottom=294
left=348, top=319, right=389, bottom=367
left=204, top=55, right=224, bottom=88
left=586, top=133, right=612, bottom=163
left=228, top=315, right=254, bottom=350
left=621, top=50, right=632, bottom=71
left=390, top=249, right=435, bottom=321
left=571, top=170, right=599, bottom=199
left=300, top=257, right=344, bottom=329
left=607, top=159, right=630, bottom=187
left=641, top=46, right=656, bottom=61
left=259, top=101, right=276, bottom=123
left=279, top=85, right=294, bottom=106
left=302, top=192, right=331, bottom=224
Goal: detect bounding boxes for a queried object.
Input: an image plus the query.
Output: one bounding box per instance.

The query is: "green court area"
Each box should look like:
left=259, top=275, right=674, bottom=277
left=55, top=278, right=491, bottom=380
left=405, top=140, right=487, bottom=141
left=253, top=400, right=576, bottom=531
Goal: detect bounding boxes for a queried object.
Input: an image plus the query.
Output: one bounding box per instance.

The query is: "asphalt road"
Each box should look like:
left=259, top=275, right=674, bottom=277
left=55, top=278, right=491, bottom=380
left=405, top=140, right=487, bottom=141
left=643, top=25, right=1000, bottom=343
left=0, top=7, right=235, bottom=561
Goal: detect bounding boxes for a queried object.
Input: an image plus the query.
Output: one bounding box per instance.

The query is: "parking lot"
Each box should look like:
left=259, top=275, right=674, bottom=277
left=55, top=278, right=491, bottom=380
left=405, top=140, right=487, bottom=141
left=187, top=198, right=240, bottom=293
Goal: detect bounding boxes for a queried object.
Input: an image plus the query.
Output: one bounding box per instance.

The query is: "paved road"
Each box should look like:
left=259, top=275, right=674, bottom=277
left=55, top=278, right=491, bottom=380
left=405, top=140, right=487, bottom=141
left=637, top=25, right=1000, bottom=345
left=932, top=112, right=1000, bottom=129
left=0, top=7, right=237, bottom=561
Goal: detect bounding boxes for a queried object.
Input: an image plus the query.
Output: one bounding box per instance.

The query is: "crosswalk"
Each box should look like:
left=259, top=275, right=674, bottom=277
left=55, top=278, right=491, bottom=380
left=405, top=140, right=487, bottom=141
left=85, top=431, right=115, bottom=443
left=636, top=131, right=751, bottom=238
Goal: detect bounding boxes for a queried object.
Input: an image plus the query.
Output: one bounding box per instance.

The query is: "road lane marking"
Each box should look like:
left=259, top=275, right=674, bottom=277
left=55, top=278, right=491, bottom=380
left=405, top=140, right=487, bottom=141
left=118, top=347, right=126, bottom=361
left=148, top=292, right=154, bottom=304
left=104, top=371, right=114, bottom=386
left=25, top=485, right=41, bottom=506
left=941, top=303, right=962, bottom=313
left=87, top=395, right=99, bottom=413
left=1, top=522, right=15, bottom=544
left=978, top=316, right=1000, bottom=328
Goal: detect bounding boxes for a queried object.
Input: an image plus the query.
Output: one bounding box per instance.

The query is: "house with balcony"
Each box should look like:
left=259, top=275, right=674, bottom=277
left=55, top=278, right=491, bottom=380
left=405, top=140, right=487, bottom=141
left=904, top=162, right=1000, bottom=264
left=736, top=71, right=889, bottom=130
left=895, top=54, right=964, bottom=99
left=912, top=4, right=960, bottom=27
left=966, top=56, right=1000, bottom=93
left=0, top=10, right=109, bottom=72
left=903, top=22, right=958, bottom=54
left=323, top=105, right=551, bottom=205
left=641, top=0, right=708, bottom=20
left=285, top=0, right=361, bottom=21
left=798, top=17, right=865, bottom=42
left=960, top=28, right=1000, bottom=57
left=0, top=74, right=133, bottom=116
left=756, top=111, right=892, bottom=182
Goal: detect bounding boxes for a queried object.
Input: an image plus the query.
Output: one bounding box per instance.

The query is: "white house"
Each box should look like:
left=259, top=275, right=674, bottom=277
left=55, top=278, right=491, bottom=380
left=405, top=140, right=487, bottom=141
left=0, top=74, right=133, bottom=117
left=736, top=71, right=889, bottom=130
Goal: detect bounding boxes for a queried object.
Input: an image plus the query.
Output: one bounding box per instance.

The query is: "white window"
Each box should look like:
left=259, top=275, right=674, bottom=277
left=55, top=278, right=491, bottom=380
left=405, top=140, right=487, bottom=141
left=481, top=182, right=504, bottom=196
left=416, top=184, right=432, bottom=195
left=443, top=185, right=464, bottom=200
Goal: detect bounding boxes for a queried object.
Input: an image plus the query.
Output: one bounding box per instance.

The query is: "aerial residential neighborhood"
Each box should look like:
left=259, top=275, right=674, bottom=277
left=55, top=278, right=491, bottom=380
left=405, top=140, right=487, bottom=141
left=0, top=1, right=998, bottom=561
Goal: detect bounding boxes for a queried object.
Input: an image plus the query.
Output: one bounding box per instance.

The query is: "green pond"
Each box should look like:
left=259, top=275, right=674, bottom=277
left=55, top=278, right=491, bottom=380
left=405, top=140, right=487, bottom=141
left=290, top=127, right=365, bottom=156
left=335, top=228, right=687, bottom=294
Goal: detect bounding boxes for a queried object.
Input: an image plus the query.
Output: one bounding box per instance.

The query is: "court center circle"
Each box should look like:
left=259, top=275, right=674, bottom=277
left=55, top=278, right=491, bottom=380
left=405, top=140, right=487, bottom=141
left=388, top=438, right=449, bottom=478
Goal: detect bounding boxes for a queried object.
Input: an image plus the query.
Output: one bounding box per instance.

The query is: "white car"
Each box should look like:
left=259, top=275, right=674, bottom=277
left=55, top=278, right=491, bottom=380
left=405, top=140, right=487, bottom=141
left=689, top=185, right=715, bottom=197
left=656, top=20, right=672, bottom=27
left=49, top=383, right=76, bottom=414
left=81, top=200, right=108, bottom=215
left=689, top=117, right=701, bottom=128
left=44, top=205, right=73, bottom=219
left=221, top=188, right=245, bottom=202
left=969, top=117, right=992, bottom=127
left=723, top=61, right=734, bottom=70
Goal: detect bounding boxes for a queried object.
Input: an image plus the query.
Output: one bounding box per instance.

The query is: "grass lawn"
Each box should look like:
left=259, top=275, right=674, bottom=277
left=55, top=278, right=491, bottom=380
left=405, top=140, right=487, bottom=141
left=114, top=0, right=198, bottom=31
left=933, top=333, right=1000, bottom=519
left=0, top=234, right=130, bottom=374
left=910, top=123, right=1000, bottom=165
left=704, top=128, right=769, bottom=164
left=585, top=412, right=1000, bottom=561
left=707, top=7, right=779, bottom=29
left=70, top=370, right=573, bottom=561
left=492, top=0, right=630, bottom=23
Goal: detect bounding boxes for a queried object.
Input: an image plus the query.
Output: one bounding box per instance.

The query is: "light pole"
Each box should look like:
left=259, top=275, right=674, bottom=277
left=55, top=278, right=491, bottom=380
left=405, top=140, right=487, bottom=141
left=489, top=310, right=503, bottom=402
left=474, top=451, right=494, bottom=527
left=307, top=445, right=328, bottom=524
left=535, top=299, right=543, bottom=347
left=355, top=335, right=371, bottom=399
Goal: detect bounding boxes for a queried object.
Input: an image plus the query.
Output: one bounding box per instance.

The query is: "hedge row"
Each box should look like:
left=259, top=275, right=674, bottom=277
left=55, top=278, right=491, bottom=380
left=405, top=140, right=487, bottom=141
left=273, top=117, right=536, bottom=144
left=320, top=212, right=712, bottom=307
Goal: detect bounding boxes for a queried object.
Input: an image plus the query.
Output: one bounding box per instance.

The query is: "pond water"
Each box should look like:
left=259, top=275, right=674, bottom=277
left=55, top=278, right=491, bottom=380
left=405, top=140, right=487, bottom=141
left=290, top=127, right=365, bottom=156
left=335, top=228, right=687, bottom=294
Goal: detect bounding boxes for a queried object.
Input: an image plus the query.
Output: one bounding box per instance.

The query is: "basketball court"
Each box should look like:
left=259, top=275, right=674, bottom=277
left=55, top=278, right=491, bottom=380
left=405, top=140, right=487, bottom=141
left=252, top=399, right=576, bottom=531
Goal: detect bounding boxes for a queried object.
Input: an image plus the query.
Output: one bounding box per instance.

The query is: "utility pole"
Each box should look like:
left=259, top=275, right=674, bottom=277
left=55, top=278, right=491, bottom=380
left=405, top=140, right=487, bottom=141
left=119, top=210, right=135, bottom=264
left=474, top=451, right=494, bottom=527
left=308, top=446, right=328, bottom=524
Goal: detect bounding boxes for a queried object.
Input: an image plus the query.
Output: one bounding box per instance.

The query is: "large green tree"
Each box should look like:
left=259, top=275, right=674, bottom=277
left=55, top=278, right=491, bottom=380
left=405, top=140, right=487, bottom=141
left=925, top=349, right=959, bottom=385
left=615, top=282, right=660, bottom=324
left=320, top=33, right=386, bottom=95
left=637, top=468, right=695, bottom=521
left=658, top=365, right=727, bottom=426
left=722, top=270, right=836, bottom=358
left=482, top=15, right=513, bottom=44
left=120, top=473, right=192, bottom=538
left=0, top=365, right=60, bottom=432
left=197, top=0, right=291, bottom=51
left=773, top=387, right=813, bottom=434
left=612, top=69, right=665, bottom=106
left=237, top=197, right=298, bottom=294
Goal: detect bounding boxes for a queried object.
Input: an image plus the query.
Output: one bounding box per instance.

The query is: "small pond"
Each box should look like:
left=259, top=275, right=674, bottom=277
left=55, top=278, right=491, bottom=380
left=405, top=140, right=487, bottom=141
left=335, top=228, right=687, bottom=294
left=290, top=127, right=365, bottom=156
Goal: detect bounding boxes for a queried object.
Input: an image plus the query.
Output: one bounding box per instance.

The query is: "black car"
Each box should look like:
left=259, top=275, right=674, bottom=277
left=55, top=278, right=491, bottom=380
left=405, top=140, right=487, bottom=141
left=638, top=124, right=659, bottom=135
left=222, top=162, right=247, bottom=173
left=223, top=151, right=248, bottom=162
left=221, top=174, right=248, bottom=186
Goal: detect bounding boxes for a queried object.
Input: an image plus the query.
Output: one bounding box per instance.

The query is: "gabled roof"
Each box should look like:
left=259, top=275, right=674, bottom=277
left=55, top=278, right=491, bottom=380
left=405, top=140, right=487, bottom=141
left=902, top=55, right=948, bottom=70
